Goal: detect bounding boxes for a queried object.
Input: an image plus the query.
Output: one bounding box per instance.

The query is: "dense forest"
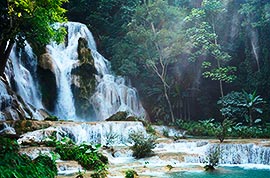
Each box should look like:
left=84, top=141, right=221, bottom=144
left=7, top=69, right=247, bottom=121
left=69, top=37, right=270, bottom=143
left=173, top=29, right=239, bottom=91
left=1, top=0, right=270, bottom=125
left=63, top=0, right=270, bottom=125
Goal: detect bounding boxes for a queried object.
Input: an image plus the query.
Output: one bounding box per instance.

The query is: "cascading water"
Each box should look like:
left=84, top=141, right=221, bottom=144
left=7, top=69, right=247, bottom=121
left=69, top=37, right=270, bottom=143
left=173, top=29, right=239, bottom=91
left=47, top=22, right=145, bottom=120
left=7, top=42, right=43, bottom=120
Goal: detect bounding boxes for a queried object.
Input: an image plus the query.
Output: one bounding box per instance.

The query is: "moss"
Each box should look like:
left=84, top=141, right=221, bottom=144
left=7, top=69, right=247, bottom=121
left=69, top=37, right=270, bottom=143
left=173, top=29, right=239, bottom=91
left=125, top=169, right=138, bottom=178
left=106, top=111, right=128, bottom=121
left=0, top=137, right=57, bottom=178
left=45, top=115, right=58, bottom=121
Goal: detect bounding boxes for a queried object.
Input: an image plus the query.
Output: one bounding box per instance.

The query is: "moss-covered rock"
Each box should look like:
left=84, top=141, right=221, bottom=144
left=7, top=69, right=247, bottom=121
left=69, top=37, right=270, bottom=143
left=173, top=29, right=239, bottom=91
left=45, top=115, right=58, bottom=121
left=0, top=120, right=52, bottom=135
left=70, top=37, right=97, bottom=119
left=106, top=111, right=128, bottom=121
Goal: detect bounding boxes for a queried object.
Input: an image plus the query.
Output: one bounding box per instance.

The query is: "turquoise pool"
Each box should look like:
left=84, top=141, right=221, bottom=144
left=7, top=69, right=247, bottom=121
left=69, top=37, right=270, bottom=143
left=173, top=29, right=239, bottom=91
left=169, top=166, right=270, bottom=178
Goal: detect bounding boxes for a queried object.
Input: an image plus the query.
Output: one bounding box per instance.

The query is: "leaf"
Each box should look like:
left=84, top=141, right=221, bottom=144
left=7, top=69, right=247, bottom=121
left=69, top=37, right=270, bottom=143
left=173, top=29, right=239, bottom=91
left=254, top=119, right=262, bottom=124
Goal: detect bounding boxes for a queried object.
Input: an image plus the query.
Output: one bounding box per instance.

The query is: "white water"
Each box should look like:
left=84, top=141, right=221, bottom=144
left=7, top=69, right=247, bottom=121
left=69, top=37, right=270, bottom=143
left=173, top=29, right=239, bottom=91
left=18, top=121, right=146, bottom=146
left=47, top=22, right=145, bottom=120
left=7, top=43, right=43, bottom=120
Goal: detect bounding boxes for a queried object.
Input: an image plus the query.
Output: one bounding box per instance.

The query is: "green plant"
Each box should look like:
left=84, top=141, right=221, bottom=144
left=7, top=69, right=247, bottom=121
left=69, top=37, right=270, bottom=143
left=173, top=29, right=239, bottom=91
left=55, top=137, right=78, bottom=160
left=125, top=169, right=138, bottom=178
left=129, top=132, right=156, bottom=159
left=218, top=90, right=266, bottom=126
left=204, top=145, right=221, bottom=171
left=0, top=153, right=57, bottom=178
left=143, top=121, right=156, bottom=135
left=105, top=132, right=119, bottom=146
left=162, top=129, right=169, bottom=137
left=0, top=137, right=19, bottom=156
left=241, top=90, right=265, bottom=126
left=45, top=115, right=58, bottom=121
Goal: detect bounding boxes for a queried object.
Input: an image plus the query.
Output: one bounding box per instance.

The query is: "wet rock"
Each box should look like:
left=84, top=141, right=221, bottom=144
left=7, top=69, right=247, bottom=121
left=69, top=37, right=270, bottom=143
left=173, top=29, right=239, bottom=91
left=70, top=37, right=97, bottom=119
left=39, top=53, right=56, bottom=74
left=0, top=77, right=33, bottom=120
left=37, top=65, right=57, bottom=112
left=106, top=111, right=128, bottom=121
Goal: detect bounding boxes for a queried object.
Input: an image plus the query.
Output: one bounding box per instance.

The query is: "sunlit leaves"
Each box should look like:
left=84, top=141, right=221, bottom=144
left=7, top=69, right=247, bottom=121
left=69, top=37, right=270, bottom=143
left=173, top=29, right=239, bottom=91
left=185, top=0, right=236, bottom=91
left=5, top=0, right=67, bottom=45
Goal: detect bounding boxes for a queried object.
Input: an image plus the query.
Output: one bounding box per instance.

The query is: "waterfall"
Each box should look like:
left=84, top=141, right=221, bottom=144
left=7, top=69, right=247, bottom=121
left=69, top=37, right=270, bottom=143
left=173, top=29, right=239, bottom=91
left=1, top=22, right=145, bottom=121
left=7, top=42, right=43, bottom=120
left=47, top=22, right=145, bottom=121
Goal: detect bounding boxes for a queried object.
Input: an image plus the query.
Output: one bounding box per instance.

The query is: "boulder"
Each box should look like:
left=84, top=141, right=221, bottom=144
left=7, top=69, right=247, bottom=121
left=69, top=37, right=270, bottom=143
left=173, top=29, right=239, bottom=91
left=70, top=37, right=97, bottom=119
left=106, top=111, right=128, bottom=121
left=39, top=53, right=56, bottom=74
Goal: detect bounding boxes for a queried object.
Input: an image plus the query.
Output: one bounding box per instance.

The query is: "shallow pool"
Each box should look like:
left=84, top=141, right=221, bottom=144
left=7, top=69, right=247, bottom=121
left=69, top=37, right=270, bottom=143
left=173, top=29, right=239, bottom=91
left=168, top=166, right=270, bottom=178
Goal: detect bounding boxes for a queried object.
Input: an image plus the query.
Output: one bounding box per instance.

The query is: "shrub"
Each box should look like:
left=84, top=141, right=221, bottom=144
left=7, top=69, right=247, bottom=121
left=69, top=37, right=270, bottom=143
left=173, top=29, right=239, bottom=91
left=54, top=140, right=108, bottom=173
left=45, top=115, right=58, bottom=121
left=0, top=153, right=57, bottom=178
left=76, top=143, right=108, bottom=172
left=125, top=169, right=138, bottom=178
left=129, top=132, right=156, bottom=159
left=55, top=137, right=78, bottom=160
left=0, top=137, right=19, bottom=156
left=204, top=145, right=221, bottom=171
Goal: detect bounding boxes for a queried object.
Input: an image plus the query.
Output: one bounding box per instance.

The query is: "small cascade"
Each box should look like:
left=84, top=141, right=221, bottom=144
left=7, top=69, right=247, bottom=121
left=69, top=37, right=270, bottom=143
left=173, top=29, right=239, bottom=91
left=219, top=144, right=270, bottom=165
left=18, top=121, right=146, bottom=146
left=0, top=123, right=16, bottom=135
left=183, top=142, right=270, bottom=165
left=47, top=22, right=145, bottom=120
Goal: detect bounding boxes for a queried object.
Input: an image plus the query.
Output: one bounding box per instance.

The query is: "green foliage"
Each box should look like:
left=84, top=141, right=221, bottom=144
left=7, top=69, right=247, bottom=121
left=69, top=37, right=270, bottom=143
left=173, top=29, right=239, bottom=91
left=111, top=0, right=188, bottom=122
left=163, top=129, right=169, bottom=137
left=217, top=91, right=246, bottom=119
left=54, top=138, right=108, bottom=173
left=185, top=0, right=236, bottom=97
left=0, top=138, right=57, bottom=178
left=129, top=132, right=156, bottom=159
left=204, top=145, right=220, bottom=171
left=45, top=115, right=59, bottom=121
left=125, top=169, right=138, bottom=178
left=55, top=137, right=78, bottom=160
left=4, top=0, right=67, bottom=44
left=218, top=90, right=266, bottom=125
left=0, top=137, right=19, bottom=156
left=76, top=143, right=108, bottom=172
left=175, top=119, right=270, bottom=139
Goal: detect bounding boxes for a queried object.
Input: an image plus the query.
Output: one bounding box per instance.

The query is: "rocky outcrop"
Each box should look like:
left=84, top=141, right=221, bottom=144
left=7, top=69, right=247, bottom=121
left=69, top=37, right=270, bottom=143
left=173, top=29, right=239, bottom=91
left=37, top=52, right=57, bottom=112
left=39, top=53, right=56, bottom=74
left=71, top=37, right=97, bottom=119
left=0, top=76, right=32, bottom=120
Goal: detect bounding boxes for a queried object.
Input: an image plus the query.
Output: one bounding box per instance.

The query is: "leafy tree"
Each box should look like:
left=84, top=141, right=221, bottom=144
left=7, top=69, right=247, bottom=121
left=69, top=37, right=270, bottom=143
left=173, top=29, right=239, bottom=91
left=185, top=0, right=236, bottom=98
left=112, top=0, right=187, bottom=122
left=218, top=90, right=266, bottom=126
left=0, top=0, right=67, bottom=76
left=65, top=0, right=141, bottom=57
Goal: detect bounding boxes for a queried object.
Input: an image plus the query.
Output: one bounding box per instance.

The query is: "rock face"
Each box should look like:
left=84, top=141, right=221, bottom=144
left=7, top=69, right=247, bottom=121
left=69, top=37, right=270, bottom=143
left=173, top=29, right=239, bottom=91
left=0, top=77, right=32, bottom=120
left=37, top=52, right=57, bottom=112
left=71, top=37, right=97, bottom=119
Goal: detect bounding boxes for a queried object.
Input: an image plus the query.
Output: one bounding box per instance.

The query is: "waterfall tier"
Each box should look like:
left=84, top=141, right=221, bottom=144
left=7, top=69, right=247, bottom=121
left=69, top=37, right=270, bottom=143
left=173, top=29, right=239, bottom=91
left=18, top=121, right=146, bottom=146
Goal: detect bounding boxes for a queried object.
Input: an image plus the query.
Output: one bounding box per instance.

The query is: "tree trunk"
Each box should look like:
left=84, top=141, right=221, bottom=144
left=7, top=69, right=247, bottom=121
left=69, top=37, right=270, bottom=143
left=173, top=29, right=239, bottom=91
left=163, top=82, right=175, bottom=123
left=249, top=109, right=253, bottom=126
left=0, top=40, right=14, bottom=76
